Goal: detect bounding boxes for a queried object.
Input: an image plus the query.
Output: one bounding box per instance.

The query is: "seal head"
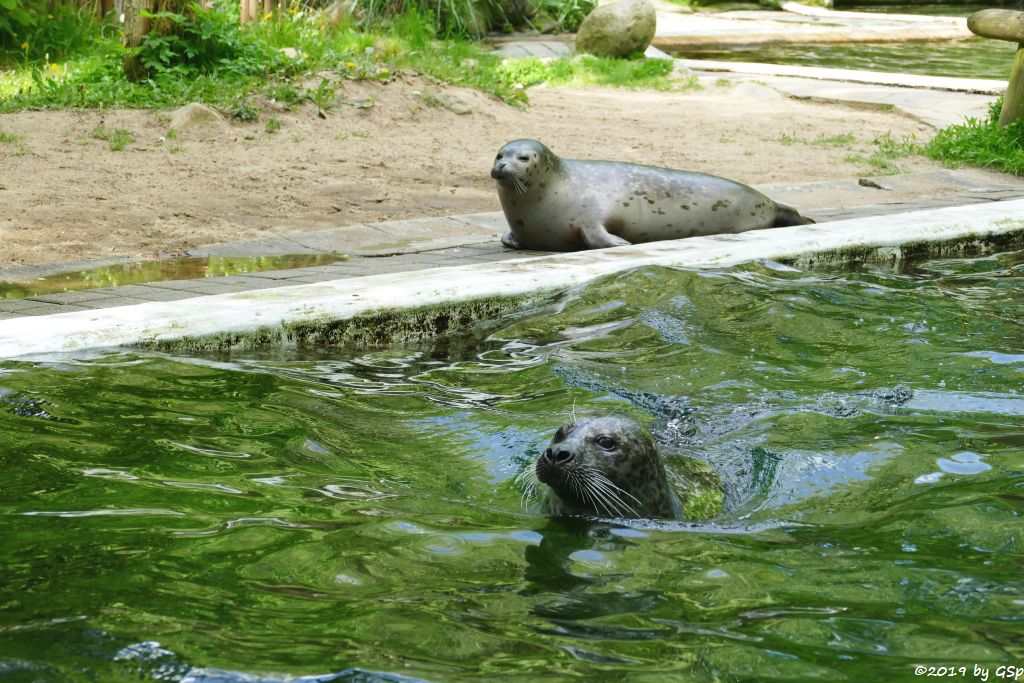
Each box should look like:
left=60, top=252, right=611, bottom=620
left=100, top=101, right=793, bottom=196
left=535, top=416, right=683, bottom=519
left=490, top=139, right=561, bottom=190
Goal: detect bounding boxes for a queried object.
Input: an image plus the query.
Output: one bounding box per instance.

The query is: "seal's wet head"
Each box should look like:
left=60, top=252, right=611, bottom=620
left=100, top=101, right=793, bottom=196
left=534, top=416, right=680, bottom=519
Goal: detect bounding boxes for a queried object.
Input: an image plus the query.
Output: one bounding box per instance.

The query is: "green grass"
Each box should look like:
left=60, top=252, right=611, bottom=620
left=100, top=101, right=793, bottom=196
left=925, top=99, right=1024, bottom=176
left=0, top=5, right=696, bottom=117
left=839, top=132, right=919, bottom=175
left=495, top=54, right=698, bottom=92
left=0, top=129, right=21, bottom=143
left=814, top=132, right=856, bottom=148
left=90, top=123, right=135, bottom=151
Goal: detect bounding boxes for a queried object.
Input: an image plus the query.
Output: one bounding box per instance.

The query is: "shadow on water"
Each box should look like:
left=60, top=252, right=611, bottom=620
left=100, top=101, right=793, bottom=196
left=0, top=253, right=348, bottom=299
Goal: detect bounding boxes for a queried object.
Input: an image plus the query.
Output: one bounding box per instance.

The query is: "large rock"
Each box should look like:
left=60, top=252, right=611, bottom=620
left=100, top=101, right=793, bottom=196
left=575, top=0, right=657, bottom=59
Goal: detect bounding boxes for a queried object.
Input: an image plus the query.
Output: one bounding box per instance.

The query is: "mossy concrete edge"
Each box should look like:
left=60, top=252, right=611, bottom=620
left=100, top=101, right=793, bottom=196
left=142, top=295, right=548, bottom=355
left=2, top=199, right=1024, bottom=359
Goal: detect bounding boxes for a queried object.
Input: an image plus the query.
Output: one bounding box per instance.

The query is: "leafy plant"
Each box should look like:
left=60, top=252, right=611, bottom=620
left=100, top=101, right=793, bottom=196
left=2, top=1, right=115, bottom=62
left=134, top=4, right=280, bottom=75
left=305, top=78, right=337, bottom=117
left=229, top=97, right=259, bottom=120
left=531, top=0, right=596, bottom=32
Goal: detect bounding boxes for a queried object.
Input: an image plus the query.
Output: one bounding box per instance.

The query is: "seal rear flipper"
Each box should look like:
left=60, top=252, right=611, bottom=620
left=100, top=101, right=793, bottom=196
left=501, top=229, right=523, bottom=249
left=581, top=224, right=631, bottom=249
left=773, top=203, right=815, bottom=227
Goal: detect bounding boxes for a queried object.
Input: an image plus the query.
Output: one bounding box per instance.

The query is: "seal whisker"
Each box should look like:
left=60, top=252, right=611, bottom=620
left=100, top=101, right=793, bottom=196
left=582, top=473, right=637, bottom=518
left=580, top=466, right=644, bottom=508
left=568, top=469, right=613, bottom=518
left=578, top=467, right=642, bottom=518
left=575, top=472, right=616, bottom=518
left=515, top=466, right=541, bottom=509
left=573, top=466, right=630, bottom=517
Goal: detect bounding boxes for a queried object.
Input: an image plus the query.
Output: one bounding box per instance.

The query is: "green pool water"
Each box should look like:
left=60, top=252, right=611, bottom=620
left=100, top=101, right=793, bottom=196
left=677, top=3, right=1018, bottom=80
left=681, top=39, right=1015, bottom=80
left=0, top=254, right=348, bottom=300
left=1, top=249, right=1023, bottom=681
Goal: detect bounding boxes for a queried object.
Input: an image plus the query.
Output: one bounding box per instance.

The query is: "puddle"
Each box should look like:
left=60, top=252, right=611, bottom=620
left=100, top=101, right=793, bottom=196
left=0, top=254, right=349, bottom=299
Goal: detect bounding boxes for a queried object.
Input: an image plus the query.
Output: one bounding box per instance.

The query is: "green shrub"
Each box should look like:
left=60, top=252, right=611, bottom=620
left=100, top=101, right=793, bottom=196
left=1, top=0, right=110, bottom=62
left=531, top=0, right=596, bottom=32
left=135, top=4, right=282, bottom=75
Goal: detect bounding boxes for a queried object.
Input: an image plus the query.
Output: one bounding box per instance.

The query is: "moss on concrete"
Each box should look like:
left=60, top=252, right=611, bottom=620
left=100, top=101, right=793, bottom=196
left=781, top=223, right=1024, bottom=270
left=139, top=295, right=540, bottom=355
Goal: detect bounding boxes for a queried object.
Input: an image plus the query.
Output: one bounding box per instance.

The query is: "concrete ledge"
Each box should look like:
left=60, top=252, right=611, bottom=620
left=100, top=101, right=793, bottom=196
left=780, top=2, right=967, bottom=26
left=3, top=200, right=1024, bottom=359
left=680, top=59, right=1006, bottom=96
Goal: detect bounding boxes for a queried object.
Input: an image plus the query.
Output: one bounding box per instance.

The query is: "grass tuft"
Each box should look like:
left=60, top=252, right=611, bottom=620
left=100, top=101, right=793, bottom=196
left=926, top=99, right=1024, bottom=176
left=91, top=123, right=135, bottom=151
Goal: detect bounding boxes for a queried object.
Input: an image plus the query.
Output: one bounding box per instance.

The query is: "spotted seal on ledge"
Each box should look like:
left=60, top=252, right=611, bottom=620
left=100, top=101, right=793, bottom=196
left=491, top=139, right=813, bottom=251
left=527, top=416, right=684, bottom=520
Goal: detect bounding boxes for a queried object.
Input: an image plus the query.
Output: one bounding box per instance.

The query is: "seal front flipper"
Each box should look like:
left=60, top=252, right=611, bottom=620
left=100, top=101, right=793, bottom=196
left=581, top=224, right=631, bottom=250
left=773, top=202, right=815, bottom=227
left=501, top=229, right=523, bottom=249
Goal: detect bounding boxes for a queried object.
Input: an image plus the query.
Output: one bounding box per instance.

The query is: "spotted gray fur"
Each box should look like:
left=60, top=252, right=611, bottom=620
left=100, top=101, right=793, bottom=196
left=490, top=139, right=812, bottom=251
left=527, top=416, right=683, bottom=520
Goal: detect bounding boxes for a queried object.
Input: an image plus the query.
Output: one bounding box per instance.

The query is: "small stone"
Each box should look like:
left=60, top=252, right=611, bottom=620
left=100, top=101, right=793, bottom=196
left=436, top=93, right=471, bottom=115
left=168, top=103, right=229, bottom=139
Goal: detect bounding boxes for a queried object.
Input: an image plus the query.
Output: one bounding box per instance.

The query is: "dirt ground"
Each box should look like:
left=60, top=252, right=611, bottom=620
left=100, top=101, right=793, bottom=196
left=0, top=75, right=942, bottom=267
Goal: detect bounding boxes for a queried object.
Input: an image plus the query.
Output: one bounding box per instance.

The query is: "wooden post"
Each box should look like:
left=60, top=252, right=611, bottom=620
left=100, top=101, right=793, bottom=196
left=1002, top=46, right=1024, bottom=128
left=968, top=9, right=1024, bottom=127
left=240, top=0, right=260, bottom=23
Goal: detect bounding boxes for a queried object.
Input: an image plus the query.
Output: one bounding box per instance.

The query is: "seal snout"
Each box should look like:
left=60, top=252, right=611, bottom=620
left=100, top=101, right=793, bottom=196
left=536, top=446, right=575, bottom=485
left=543, top=447, right=573, bottom=466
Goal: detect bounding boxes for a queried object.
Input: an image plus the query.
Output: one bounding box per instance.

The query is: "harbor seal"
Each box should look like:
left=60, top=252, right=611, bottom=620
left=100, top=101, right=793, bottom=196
left=491, top=139, right=812, bottom=251
left=530, top=416, right=684, bottom=520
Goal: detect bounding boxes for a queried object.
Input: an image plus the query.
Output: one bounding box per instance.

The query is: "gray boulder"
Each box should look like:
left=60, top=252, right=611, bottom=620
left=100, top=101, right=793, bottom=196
left=576, top=0, right=657, bottom=59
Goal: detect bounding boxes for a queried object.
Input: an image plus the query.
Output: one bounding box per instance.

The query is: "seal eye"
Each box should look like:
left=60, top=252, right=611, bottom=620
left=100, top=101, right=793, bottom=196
left=595, top=436, right=616, bottom=451
left=517, top=155, right=530, bottom=162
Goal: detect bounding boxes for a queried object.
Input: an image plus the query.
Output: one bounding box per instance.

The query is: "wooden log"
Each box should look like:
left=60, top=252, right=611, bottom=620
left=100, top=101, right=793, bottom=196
left=968, top=9, right=1024, bottom=43
left=1000, top=46, right=1024, bottom=127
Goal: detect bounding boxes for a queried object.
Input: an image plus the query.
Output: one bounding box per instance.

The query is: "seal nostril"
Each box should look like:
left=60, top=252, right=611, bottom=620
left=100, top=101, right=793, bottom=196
left=553, top=449, right=572, bottom=465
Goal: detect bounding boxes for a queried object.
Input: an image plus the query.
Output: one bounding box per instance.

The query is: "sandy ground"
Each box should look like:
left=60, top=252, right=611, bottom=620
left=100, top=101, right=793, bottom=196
left=0, top=75, right=942, bottom=267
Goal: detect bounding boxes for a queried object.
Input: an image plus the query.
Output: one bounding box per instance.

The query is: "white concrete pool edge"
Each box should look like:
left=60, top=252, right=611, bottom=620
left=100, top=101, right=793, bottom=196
left=3, top=199, right=1024, bottom=359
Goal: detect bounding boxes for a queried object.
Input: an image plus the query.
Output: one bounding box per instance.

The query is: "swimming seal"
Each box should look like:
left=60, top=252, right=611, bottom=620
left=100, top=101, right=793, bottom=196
left=531, top=416, right=683, bottom=520
left=491, top=139, right=813, bottom=251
